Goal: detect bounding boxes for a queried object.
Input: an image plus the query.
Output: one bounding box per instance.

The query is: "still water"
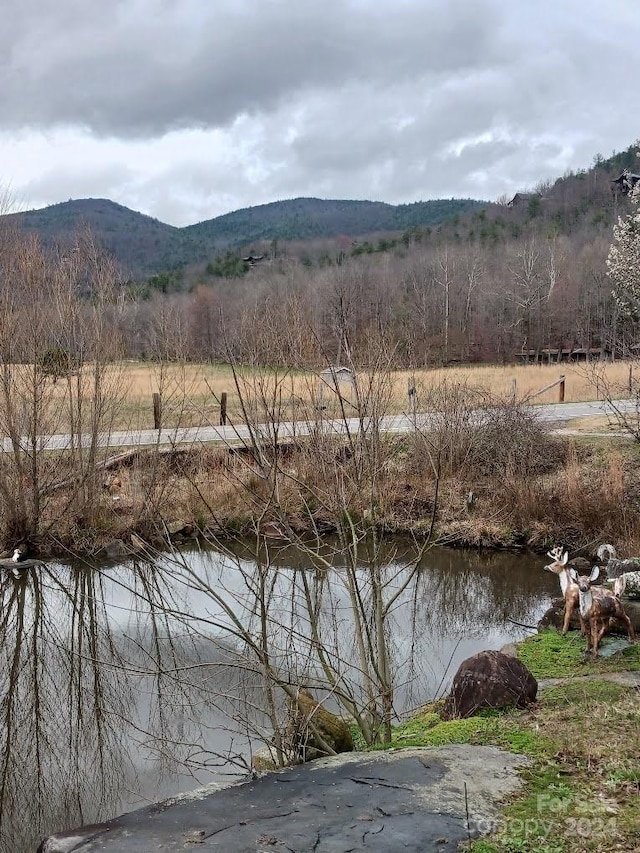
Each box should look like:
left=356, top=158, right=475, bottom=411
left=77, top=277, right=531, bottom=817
left=0, top=539, right=558, bottom=852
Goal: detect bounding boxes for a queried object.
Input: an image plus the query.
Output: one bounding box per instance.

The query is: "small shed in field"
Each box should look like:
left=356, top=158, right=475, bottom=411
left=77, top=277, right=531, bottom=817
left=316, top=367, right=357, bottom=410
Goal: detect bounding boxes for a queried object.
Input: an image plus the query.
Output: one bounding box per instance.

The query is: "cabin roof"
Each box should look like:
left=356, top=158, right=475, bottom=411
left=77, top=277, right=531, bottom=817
left=507, top=192, right=537, bottom=207
left=611, top=171, right=640, bottom=195
left=320, top=366, right=354, bottom=379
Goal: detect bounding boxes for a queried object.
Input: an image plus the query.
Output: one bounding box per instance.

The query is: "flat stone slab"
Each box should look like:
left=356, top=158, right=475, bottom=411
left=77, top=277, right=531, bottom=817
left=538, top=670, right=640, bottom=690
left=38, top=745, right=529, bottom=853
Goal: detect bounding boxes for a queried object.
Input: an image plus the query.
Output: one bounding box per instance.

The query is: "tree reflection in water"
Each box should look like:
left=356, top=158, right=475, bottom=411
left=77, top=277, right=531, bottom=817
left=0, top=542, right=555, bottom=852
left=0, top=565, right=128, bottom=852
left=0, top=560, right=212, bottom=853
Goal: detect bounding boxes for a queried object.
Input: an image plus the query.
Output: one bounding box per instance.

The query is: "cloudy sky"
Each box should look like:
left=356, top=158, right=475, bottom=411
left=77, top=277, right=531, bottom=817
left=0, top=0, right=637, bottom=226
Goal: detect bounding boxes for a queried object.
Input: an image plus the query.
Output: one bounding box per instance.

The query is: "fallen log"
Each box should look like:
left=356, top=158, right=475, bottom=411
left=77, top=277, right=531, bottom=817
left=0, top=558, right=44, bottom=571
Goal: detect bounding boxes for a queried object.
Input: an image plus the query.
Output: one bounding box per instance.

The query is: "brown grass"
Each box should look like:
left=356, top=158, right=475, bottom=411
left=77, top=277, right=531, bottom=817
left=4, top=359, right=632, bottom=434
left=33, top=429, right=640, bottom=559
left=52, top=359, right=636, bottom=432
left=10, top=359, right=640, bottom=554
left=522, top=681, right=640, bottom=853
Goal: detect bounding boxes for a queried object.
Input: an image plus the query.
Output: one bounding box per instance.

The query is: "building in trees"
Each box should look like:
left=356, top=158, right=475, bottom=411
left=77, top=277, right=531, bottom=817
left=611, top=170, right=640, bottom=197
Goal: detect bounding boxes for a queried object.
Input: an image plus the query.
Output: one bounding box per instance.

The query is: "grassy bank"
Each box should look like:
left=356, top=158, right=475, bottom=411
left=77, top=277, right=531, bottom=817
left=5, top=356, right=640, bottom=557
left=17, top=425, right=640, bottom=560
left=390, top=632, right=640, bottom=852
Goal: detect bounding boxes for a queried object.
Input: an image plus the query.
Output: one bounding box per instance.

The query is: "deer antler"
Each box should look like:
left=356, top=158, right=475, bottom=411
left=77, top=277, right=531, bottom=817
left=546, top=546, right=565, bottom=563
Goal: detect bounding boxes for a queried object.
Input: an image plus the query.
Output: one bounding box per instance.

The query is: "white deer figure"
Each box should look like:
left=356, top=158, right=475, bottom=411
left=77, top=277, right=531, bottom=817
left=543, top=547, right=584, bottom=635
left=544, top=547, right=617, bottom=635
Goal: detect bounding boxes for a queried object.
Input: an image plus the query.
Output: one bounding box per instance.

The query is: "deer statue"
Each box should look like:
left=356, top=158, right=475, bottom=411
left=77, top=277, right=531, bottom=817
left=543, top=547, right=613, bottom=635
left=543, top=547, right=590, bottom=635
left=596, top=544, right=640, bottom=599
left=569, top=566, right=635, bottom=657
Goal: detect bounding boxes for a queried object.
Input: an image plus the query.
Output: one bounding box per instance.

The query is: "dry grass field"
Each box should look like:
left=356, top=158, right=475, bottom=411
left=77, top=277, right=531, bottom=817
left=106, top=359, right=634, bottom=431
left=8, top=359, right=634, bottom=433
left=6, top=358, right=639, bottom=556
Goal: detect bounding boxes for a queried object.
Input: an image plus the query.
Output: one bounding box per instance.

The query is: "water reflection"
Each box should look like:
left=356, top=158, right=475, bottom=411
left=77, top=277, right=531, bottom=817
left=0, top=541, right=557, bottom=852
left=0, top=565, right=132, bottom=853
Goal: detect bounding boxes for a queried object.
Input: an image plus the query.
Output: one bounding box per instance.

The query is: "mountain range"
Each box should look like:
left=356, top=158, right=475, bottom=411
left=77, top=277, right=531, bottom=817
left=5, top=141, right=639, bottom=282
left=5, top=195, right=486, bottom=278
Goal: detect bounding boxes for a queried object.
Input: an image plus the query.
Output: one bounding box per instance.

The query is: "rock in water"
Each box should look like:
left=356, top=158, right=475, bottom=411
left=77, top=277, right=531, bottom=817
left=285, top=690, right=353, bottom=762
left=443, top=650, right=537, bottom=720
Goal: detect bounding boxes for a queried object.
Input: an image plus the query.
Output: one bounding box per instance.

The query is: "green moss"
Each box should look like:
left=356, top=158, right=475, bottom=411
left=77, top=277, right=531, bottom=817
left=394, top=715, right=498, bottom=747
left=393, top=707, right=551, bottom=757
left=516, top=629, right=640, bottom=679
left=398, top=677, right=639, bottom=852
left=541, top=679, right=625, bottom=706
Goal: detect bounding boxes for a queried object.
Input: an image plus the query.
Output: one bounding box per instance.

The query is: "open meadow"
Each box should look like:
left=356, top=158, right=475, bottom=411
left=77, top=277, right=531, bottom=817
left=3, top=359, right=633, bottom=435
left=91, top=359, right=634, bottom=432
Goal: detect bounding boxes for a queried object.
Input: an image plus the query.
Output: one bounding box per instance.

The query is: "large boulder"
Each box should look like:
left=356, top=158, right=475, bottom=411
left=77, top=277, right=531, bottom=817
left=537, top=597, right=576, bottom=632
left=443, top=650, right=537, bottom=720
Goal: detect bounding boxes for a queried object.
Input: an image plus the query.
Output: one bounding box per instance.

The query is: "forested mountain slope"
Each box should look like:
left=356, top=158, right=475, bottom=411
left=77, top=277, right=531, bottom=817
left=7, top=199, right=207, bottom=275
left=4, top=142, right=640, bottom=369
left=184, top=196, right=485, bottom=247
left=5, top=196, right=485, bottom=277
left=170, top=143, right=640, bottom=368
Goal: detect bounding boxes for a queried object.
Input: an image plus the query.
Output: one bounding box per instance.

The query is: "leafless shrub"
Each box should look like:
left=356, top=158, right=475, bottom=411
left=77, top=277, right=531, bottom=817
left=0, top=224, right=128, bottom=543
left=405, top=381, right=560, bottom=481
left=470, top=400, right=565, bottom=478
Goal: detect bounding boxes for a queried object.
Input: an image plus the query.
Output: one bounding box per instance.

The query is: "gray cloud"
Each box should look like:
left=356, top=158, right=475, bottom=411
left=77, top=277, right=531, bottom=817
left=1, top=0, right=503, bottom=136
left=1, top=0, right=640, bottom=224
left=23, top=162, right=135, bottom=204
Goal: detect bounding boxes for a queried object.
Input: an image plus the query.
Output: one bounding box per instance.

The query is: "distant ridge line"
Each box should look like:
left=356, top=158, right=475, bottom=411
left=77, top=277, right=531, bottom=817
left=3, top=194, right=487, bottom=276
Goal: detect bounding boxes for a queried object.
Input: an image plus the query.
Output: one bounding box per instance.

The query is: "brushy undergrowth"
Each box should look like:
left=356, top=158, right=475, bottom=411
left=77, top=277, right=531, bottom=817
left=23, top=413, right=640, bottom=558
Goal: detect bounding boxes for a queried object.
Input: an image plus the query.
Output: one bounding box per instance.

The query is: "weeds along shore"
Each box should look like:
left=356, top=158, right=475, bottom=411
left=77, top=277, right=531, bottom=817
left=16, top=424, right=640, bottom=561
left=1, top=349, right=639, bottom=559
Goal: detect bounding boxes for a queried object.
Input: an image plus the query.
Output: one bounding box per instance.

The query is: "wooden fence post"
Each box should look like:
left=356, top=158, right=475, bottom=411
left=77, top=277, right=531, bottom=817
left=510, top=378, right=517, bottom=403
left=558, top=375, right=565, bottom=403
left=220, top=391, right=228, bottom=426
left=629, top=363, right=633, bottom=395
left=153, top=392, right=162, bottom=430
left=407, top=378, right=416, bottom=417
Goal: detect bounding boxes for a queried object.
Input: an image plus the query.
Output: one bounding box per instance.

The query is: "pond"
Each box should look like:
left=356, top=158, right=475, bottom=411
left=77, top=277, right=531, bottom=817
left=0, top=539, right=558, bottom=852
